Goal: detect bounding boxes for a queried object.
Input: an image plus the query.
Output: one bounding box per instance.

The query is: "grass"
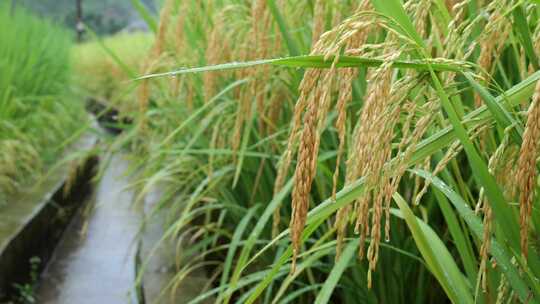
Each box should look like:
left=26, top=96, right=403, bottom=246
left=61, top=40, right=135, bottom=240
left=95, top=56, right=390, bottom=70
left=0, top=4, right=86, bottom=203
left=79, top=0, right=540, bottom=303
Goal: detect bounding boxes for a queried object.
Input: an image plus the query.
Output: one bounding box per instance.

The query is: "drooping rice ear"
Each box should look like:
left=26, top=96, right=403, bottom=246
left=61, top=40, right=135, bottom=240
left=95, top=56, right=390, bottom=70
left=445, top=0, right=458, bottom=12
left=331, top=3, right=371, bottom=204
left=270, top=2, right=324, bottom=236
left=365, top=92, right=401, bottom=288
left=251, top=0, right=273, bottom=134
left=475, top=1, right=511, bottom=107
left=496, top=272, right=509, bottom=303
left=331, top=0, right=342, bottom=27
left=267, top=84, right=285, bottom=138
left=331, top=74, right=352, bottom=204
left=311, top=0, right=325, bottom=48
left=170, top=5, right=187, bottom=100
left=272, top=69, right=321, bottom=235
left=415, top=121, right=489, bottom=207
left=203, top=24, right=221, bottom=102
left=152, top=0, right=175, bottom=57
left=477, top=132, right=510, bottom=291
left=289, top=51, right=339, bottom=269
left=478, top=203, right=492, bottom=291
left=137, top=0, right=175, bottom=131
left=280, top=0, right=380, bottom=264
left=351, top=66, right=392, bottom=220
left=290, top=91, right=322, bottom=272
left=137, top=77, right=150, bottom=131
left=412, top=0, right=430, bottom=39
left=516, top=80, right=540, bottom=258
left=173, top=1, right=187, bottom=55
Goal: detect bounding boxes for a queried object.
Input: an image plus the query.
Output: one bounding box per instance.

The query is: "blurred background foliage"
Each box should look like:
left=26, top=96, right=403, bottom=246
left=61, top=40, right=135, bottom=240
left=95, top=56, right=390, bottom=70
left=19, top=0, right=156, bottom=36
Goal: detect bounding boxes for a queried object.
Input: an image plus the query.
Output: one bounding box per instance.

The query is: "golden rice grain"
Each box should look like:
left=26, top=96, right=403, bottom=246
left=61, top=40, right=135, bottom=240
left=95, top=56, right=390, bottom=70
left=516, top=80, right=540, bottom=258
left=290, top=93, right=321, bottom=272
left=478, top=132, right=509, bottom=291
left=311, top=0, right=325, bottom=48
left=154, top=0, right=174, bottom=57
left=475, top=1, right=511, bottom=107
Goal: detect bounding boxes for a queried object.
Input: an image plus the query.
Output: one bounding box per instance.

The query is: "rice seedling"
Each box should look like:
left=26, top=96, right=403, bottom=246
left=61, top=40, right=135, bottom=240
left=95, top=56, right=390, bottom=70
left=79, top=0, right=540, bottom=303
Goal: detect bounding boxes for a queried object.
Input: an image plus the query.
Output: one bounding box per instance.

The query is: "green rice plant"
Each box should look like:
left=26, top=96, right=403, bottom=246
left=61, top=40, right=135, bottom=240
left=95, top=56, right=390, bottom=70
left=81, top=0, right=540, bottom=303
left=0, top=4, right=86, bottom=202
left=0, top=5, right=71, bottom=100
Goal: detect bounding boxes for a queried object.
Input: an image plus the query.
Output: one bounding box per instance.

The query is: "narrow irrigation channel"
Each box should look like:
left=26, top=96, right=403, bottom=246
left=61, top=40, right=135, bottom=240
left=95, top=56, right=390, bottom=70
left=0, top=106, right=212, bottom=303
left=35, top=153, right=140, bottom=304
left=29, top=112, right=212, bottom=303
left=0, top=133, right=98, bottom=302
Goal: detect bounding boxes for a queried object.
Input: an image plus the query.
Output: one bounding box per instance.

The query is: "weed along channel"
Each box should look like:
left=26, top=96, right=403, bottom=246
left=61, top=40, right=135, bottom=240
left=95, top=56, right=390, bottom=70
left=3, top=1, right=540, bottom=304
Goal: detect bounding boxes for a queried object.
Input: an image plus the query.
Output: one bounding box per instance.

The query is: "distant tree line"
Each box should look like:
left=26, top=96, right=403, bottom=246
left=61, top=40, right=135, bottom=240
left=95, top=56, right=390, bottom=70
left=14, top=0, right=155, bottom=37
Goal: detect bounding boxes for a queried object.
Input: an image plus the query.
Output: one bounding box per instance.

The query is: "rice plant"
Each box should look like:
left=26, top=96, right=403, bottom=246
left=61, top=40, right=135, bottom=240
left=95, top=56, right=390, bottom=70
left=0, top=4, right=86, bottom=203
left=80, top=0, right=540, bottom=303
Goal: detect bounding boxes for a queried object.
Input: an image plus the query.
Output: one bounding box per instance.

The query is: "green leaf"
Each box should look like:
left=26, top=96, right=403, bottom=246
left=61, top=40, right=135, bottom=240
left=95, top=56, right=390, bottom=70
left=218, top=205, right=259, bottom=302
left=232, top=100, right=256, bottom=188
left=136, top=55, right=471, bottom=80
left=267, top=0, right=301, bottom=56
left=227, top=179, right=294, bottom=303
left=411, top=169, right=534, bottom=302
left=314, top=239, right=360, bottom=304
left=369, top=0, right=425, bottom=48
left=392, top=193, right=473, bottom=304
left=410, top=70, right=540, bottom=165
left=431, top=0, right=452, bottom=29
left=243, top=70, right=540, bottom=301
left=244, top=218, right=325, bottom=304
left=513, top=5, right=540, bottom=70
left=431, top=186, right=478, bottom=285
left=462, top=71, right=523, bottom=143
left=427, top=65, right=521, bottom=255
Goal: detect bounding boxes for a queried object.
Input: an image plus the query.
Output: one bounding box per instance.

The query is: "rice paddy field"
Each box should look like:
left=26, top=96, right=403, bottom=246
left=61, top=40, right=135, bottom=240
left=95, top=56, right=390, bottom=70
left=0, top=4, right=86, bottom=204
left=4, top=0, right=540, bottom=303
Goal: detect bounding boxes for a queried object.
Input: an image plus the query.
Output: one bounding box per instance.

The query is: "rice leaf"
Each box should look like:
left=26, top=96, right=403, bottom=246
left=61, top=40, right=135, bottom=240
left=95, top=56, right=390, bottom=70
left=136, top=56, right=471, bottom=80
left=392, top=193, right=473, bottom=304
left=314, top=239, right=360, bottom=304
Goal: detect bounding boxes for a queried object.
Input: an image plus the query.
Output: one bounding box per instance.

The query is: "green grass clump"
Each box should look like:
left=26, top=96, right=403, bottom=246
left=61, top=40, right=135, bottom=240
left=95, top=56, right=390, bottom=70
left=0, top=5, right=86, bottom=202
left=80, top=0, right=540, bottom=303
